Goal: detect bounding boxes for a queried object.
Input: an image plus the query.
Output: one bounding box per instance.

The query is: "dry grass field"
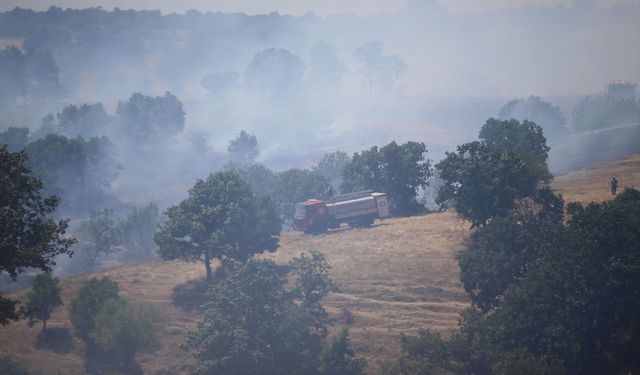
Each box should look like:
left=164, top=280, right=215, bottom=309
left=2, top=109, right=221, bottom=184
left=1, top=153, right=638, bottom=374
left=552, top=153, right=640, bottom=204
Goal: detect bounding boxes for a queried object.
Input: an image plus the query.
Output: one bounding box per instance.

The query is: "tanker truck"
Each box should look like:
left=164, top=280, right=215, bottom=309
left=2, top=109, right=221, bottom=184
left=293, top=190, right=389, bottom=233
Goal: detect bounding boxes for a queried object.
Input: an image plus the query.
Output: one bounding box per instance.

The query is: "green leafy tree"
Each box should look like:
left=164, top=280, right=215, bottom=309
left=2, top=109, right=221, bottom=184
left=244, top=48, right=305, bottom=97
left=479, top=118, right=551, bottom=182
left=0, top=127, right=30, bottom=152
left=116, top=92, right=185, bottom=142
left=459, top=211, right=564, bottom=312
left=73, top=208, right=122, bottom=270
left=186, top=252, right=364, bottom=375
left=26, top=273, right=63, bottom=331
left=499, top=96, right=568, bottom=142
left=307, top=42, right=347, bottom=93
left=0, top=46, right=60, bottom=107
left=273, top=168, right=330, bottom=220
left=35, top=103, right=110, bottom=139
left=69, top=276, right=119, bottom=341
left=69, top=276, right=160, bottom=373
left=90, top=298, right=161, bottom=371
left=342, top=141, right=432, bottom=215
left=116, top=203, right=160, bottom=260
left=316, top=151, right=350, bottom=194
left=0, top=146, right=75, bottom=325
left=354, top=41, right=407, bottom=94
left=319, top=329, right=366, bottom=375
left=224, top=161, right=277, bottom=194
left=154, top=171, right=281, bottom=283
left=436, top=141, right=543, bottom=227
left=571, top=94, right=640, bottom=132
left=399, top=189, right=640, bottom=374
left=24, top=134, right=120, bottom=210
left=228, top=130, right=259, bottom=163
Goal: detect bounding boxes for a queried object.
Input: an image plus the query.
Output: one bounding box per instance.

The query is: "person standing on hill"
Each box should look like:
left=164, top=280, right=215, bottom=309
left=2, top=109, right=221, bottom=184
left=610, top=176, right=618, bottom=195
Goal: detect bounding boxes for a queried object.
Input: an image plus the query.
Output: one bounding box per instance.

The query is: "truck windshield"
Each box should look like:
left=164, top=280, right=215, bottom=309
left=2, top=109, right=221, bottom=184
left=294, top=203, right=306, bottom=217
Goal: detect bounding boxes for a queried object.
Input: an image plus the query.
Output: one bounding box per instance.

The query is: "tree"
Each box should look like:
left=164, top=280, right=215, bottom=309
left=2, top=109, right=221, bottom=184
left=272, top=168, right=330, bottom=220
left=90, top=297, right=161, bottom=372
left=571, top=94, right=640, bottom=132
left=354, top=41, right=407, bottom=94
left=74, top=209, right=122, bottom=270
left=244, top=48, right=305, bottom=97
left=0, top=146, right=75, bottom=325
left=316, top=151, right=351, bottom=194
left=0, top=46, right=60, bottom=107
left=499, top=96, right=569, bottom=143
left=307, top=42, right=347, bottom=93
left=26, top=273, right=63, bottom=331
left=69, top=276, right=160, bottom=374
left=116, top=92, right=185, bottom=142
left=186, top=252, right=364, bottom=375
left=478, top=118, right=551, bottom=182
left=116, top=203, right=160, bottom=260
left=69, top=277, right=120, bottom=342
left=24, top=134, right=120, bottom=211
left=319, top=329, right=366, bottom=375
left=154, top=171, right=281, bottom=283
left=228, top=130, right=259, bottom=163
left=35, top=103, right=111, bottom=139
left=0, top=127, right=30, bottom=152
left=342, top=141, right=432, bottom=215
left=436, top=141, right=542, bottom=227
left=397, top=189, right=640, bottom=374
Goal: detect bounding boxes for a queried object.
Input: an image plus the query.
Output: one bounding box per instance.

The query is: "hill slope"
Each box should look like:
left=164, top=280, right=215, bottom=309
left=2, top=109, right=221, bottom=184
left=2, top=154, right=639, bottom=374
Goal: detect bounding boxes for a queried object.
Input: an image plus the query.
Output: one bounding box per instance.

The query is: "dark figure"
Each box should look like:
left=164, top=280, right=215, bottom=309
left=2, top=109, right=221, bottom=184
left=610, top=176, right=618, bottom=195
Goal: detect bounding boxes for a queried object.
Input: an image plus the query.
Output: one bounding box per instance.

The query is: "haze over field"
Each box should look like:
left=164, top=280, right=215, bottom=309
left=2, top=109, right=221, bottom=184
left=1, top=0, right=638, bottom=175
left=0, top=3, right=637, bottom=275
left=2, top=1, right=640, bottom=374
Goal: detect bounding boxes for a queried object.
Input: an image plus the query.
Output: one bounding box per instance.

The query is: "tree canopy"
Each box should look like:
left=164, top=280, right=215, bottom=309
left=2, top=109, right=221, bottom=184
left=24, top=134, right=120, bottom=211
left=26, top=273, right=63, bottom=331
left=36, top=103, right=110, bottom=139
left=186, top=252, right=365, bottom=375
left=571, top=94, right=640, bottom=132
left=69, top=276, right=160, bottom=373
left=397, top=189, right=640, bottom=374
left=116, top=92, right=185, bottom=142
left=342, top=141, right=432, bottom=215
left=354, top=41, right=407, bottom=94
left=228, top=130, right=259, bottom=163
left=499, top=96, right=568, bottom=142
left=154, top=171, right=281, bottom=283
left=437, top=118, right=552, bottom=227
left=0, top=146, right=75, bottom=325
left=244, top=48, right=305, bottom=97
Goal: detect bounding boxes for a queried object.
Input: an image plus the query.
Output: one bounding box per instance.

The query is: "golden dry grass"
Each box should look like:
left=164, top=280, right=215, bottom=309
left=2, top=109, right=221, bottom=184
left=552, top=154, right=640, bottom=204
left=1, top=153, right=639, bottom=374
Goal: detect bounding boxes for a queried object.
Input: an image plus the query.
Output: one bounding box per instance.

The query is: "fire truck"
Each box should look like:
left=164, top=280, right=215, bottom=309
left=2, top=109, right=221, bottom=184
left=293, top=190, right=390, bottom=233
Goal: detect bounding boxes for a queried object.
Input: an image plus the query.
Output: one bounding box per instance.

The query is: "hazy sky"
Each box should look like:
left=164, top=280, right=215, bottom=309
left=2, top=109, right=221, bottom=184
left=0, top=0, right=636, bottom=14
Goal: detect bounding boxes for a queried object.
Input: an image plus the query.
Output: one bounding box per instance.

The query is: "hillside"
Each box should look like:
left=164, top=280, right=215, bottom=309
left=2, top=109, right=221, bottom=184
left=1, top=154, right=639, bottom=374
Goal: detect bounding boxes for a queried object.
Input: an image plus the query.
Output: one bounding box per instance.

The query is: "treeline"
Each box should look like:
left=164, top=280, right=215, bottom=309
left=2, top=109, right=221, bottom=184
left=388, top=118, right=640, bottom=373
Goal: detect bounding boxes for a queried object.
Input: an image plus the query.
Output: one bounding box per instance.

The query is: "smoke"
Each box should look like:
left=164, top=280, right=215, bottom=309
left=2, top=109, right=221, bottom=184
left=0, top=1, right=638, bottom=276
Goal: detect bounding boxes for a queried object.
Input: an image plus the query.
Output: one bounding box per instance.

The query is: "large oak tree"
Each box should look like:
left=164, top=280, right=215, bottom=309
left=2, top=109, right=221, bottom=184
left=154, top=171, right=281, bottom=283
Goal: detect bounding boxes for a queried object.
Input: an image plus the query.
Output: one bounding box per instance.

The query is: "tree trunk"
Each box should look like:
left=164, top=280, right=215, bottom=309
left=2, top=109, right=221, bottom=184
left=204, top=252, right=212, bottom=284
left=42, top=319, right=47, bottom=332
